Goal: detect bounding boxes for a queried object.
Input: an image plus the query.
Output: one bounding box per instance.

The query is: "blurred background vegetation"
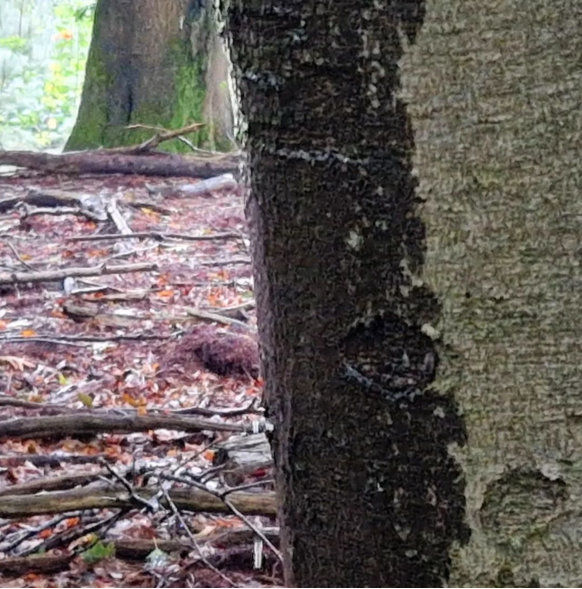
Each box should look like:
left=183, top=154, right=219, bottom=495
left=0, top=0, right=95, bottom=151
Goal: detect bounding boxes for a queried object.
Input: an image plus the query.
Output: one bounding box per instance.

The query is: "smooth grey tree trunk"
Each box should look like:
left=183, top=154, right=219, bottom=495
left=224, top=0, right=582, bottom=586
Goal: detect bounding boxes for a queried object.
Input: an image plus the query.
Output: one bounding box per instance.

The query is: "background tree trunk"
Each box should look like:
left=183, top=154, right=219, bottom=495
left=225, top=0, right=582, bottom=587
left=66, top=0, right=233, bottom=152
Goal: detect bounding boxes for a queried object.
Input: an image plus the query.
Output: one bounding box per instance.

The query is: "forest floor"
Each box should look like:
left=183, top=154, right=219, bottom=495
left=0, top=166, right=280, bottom=588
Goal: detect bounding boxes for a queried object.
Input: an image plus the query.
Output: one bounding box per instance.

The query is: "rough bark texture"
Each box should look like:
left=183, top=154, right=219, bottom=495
left=66, top=0, right=233, bottom=151
left=224, top=1, right=469, bottom=587
left=399, top=1, right=582, bottom=586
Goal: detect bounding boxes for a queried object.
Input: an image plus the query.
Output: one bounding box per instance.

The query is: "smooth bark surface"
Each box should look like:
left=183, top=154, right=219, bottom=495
left=401, top=1, right=582, bottom=586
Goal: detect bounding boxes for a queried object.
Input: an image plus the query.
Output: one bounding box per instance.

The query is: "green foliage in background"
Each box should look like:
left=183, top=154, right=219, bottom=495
left=0, top=0, right=95, bottom=151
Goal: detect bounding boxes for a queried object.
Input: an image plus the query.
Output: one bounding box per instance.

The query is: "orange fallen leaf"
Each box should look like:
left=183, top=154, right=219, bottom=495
left=137, top=406, right=147, bottom=416
left=0, top=319, right=7, bottom=330
left=66, top=517, right=81, bottom=528
left=39, top=528, right=52, bottom=539
left=157, top=289, right=174, bottom=298
left=121, top=393, right=145, bottom=408
left=20, top=329, right=37, bottom=337
left=203, top=450, right=216, bottom=462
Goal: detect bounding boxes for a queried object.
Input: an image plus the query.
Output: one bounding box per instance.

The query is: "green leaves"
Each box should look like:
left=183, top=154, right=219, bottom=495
left=81, top=540, right=116, bottom=564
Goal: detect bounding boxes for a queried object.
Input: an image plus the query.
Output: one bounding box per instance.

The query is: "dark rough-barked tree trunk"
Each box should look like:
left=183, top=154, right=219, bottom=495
left=224, top=0, right=468, bottom=587
left=224, top=0, right=582, bottom=587
left=66, top=0, right=233, bottom=152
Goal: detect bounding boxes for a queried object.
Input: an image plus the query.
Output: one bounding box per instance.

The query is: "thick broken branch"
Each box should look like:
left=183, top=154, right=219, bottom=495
left=0, top=412, right=246, bottom=440
left=0, top=188, right=107, bottom=220
left=0, top=261, right=157, bottom=286
left=0, top=471, right=103, bottom=497
left=0, top=454, right=115, bottom=468
left=146, top=174, right=238, bottom=197
left=0, top=484, right=277, bottom=518
left=0, top=150, right=239, bottom=178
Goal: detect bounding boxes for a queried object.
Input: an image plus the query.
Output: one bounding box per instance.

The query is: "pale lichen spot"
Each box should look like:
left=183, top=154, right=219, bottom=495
left=421, top=323, right=441, bottom=340
left=346, top=230, right=364, bottom=251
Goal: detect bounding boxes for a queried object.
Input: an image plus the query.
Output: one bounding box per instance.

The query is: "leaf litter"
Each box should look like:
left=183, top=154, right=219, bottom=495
left=0, top=169, right=280, bottom=588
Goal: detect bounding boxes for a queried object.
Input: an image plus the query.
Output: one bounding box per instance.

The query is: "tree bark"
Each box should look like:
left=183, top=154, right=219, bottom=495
left=224, top=0, right=582, bottom=587
left=65, top=0, right=233, bottom=151
left=224, top=1, right=467, bottom=587
left=399, top=1, right=582, bottom=586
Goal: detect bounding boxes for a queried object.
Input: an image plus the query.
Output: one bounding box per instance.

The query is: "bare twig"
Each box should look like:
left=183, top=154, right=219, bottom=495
left=6, top=241, right=35, bottom=270
left=200, top=257, right=251, bottom=267
left=66, top=231, right=243, bottom=243
left=0, top=261, right=157, bottom=286
left=162, top=486, right=237, bottom=587
left=100, top=460, right=157, bottom=512
left=1, top=332, right=173, bottom=344
left=0, top=513, right=77, bottom=554
left=223, top=496, right=283, bottom=563
left=186, top=307, right=255, bottom=332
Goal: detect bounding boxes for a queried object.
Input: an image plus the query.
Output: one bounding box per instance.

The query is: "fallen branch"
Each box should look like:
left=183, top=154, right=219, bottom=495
left=0, top=150, right=239, bottom=178
left=106, top=122, right=205, bottom=154
left=0, top=261, right=157, bottom=286
left=1, top=332, right=172, bottom=345
left=146, top=174, right=238, bottom=197
left=0, top=412, right=246, bottom=440
left=201, top=257, right=251, bottom=267
left=0, top=188, right=107, bottom=220
left=0, top=454, right=115, bottom=468
left=186, top=307, right=255, bottom=332
left=200, top=300, right=255, bottom=320
left=106, top=197, right=133, bottom=236
left=0, top=471, right=104, bottom=497
left=0, top=553, right=74, bottom=576
left=18, top=204, right=105, bottom=222
left=67, top=230, right=243, bottom=243
left=0, top=484, right=277, bottom=518
left=0, top=527, right=280, bottom=576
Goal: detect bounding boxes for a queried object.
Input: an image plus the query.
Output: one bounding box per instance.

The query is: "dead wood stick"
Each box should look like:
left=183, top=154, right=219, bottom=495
left=106, top=197, right=132, bottom=235
left=146, top=174, right=238, bottom=197
left=200, top=300, right=255, bottom=319
left=200, top=257, right=251, bottom=267
left=0, top=413, right=246, bottom=440
left=0, top=149, right=239, bottom=178
left=110, top=121, right=206, bottom=153
left=0, top=261, right=157, bottom=286
left=0, top=472, right=104, bottom=497
left=0, top=454, right=115, bottom=468
left=1, top=332, right=172, bottom=344
left=67, top=230, right=243, bottom=242
left=115, top=527, right=279, bottom=559
left=0, top=485, right=277, bottom=518
left=0, top=553, right=74, bottom=576
left=0, top=188, right=107, bottom=220
left=186, top=307, right=255, bottom=332
left=0, top=527, right=280, bottom=576
left=18, top=204, right=105, bottom=222
left=0, top=394, right=259, bottom=419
